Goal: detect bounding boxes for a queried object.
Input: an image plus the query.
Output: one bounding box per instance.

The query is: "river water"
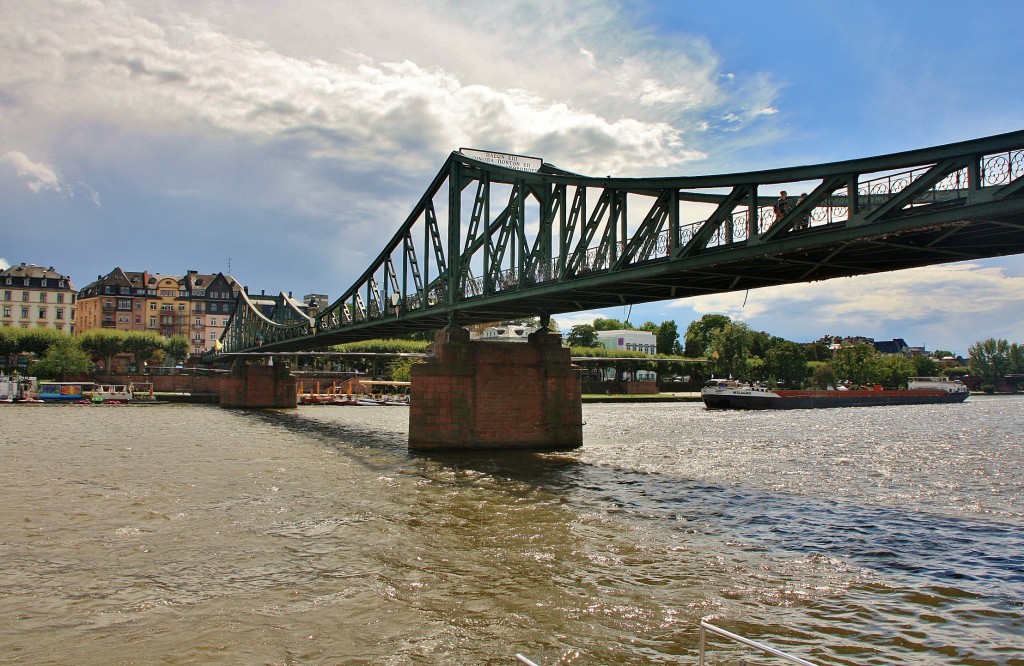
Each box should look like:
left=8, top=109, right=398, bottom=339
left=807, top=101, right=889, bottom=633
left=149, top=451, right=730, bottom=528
left=1, top=397, right=1022, bottom=665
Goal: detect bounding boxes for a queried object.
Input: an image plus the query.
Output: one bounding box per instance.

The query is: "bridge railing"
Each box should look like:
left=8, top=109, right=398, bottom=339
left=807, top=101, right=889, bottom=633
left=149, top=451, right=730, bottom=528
left=981, top=147, right=1024, bottom=186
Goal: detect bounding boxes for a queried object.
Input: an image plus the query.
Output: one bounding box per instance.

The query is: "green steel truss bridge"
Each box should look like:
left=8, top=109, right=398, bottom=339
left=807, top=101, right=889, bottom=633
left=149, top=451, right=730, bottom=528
left=213, top=130, right=1024, bottom=356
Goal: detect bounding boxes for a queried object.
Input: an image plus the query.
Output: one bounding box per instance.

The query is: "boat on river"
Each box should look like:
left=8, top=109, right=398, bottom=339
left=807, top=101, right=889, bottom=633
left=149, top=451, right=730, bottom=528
left=701, top=376, right=969, bottom=410
left=1, top=376, right=37, bottom=402
left=89, top=384, right=134, bottom=404
left=36, top=381, right=95, bottom=403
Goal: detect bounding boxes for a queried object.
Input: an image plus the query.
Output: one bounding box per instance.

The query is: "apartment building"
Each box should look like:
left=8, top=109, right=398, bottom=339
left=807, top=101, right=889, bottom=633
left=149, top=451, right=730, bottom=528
left=77, top=267, right=240, bottom=355
left=0, top=263, right=77, bottom=332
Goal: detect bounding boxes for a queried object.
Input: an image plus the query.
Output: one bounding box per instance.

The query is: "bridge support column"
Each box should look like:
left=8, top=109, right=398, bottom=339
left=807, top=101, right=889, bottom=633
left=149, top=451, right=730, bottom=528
left=220, top=359, right=297, bottom=409
left=409, top=326, right=583, bottom=452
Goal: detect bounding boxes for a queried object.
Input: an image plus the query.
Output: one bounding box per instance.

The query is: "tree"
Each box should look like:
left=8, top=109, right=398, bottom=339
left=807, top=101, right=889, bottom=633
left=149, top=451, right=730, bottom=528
left=764, top=341, right=808, bottom=387
left=387, top=357, right=419, bottom=382
left=165, top=335, right=191, bottom=366
left=29, top=336, right=93, bottom=380
left=803, top=341, right=832, bottom=362
left=592, top=317, right=632, bottom=331
left=17, top=328, right=64, bottom=356
left=708, top=321, right=753, bottom=379
left=683, top=314, right=731, bottom=357
left=831, top=344, right=879, bottom=385
left=123, top=331, right=165, bottom=372
left=810, top=363, right=837, bottom=389
left=566, top=324, right=599, bottom=348
left=1009, top=343, right=1024, bottom=374
left=0, top=326, right=21, bottom=363
left=79, top=329, right=126, bottom=372
left=871, top=354, right=916, bottom=388
left=968, top=338, right=1011, bottom=385
left=910, top=354, right=938, bottom=377
left=749, top=330, right=782, bottom=359
left=656, top=320, right=681, bottom=355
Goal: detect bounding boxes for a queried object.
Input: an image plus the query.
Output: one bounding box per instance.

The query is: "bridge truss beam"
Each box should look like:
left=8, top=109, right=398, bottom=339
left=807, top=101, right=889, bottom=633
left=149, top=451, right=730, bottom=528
left=210, top=130, right=1024, bottom=357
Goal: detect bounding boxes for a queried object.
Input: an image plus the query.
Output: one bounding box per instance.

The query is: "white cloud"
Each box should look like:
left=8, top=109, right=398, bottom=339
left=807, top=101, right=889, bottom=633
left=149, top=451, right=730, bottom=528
left=674, top=262, right=1024, bottom=352
left=0, top=258, right=9, bottom=270
left=0, top=150, right=101, bottom=206
left=0, top=1, right=776, bottom=177
left=0, top=151, right=63, bottom=193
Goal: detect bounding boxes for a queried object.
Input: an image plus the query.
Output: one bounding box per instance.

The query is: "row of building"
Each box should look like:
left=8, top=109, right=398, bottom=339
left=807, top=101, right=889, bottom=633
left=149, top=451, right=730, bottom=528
left=2, top=264, right=241, bottom=357
left=4, top=262, right=950, bottom=362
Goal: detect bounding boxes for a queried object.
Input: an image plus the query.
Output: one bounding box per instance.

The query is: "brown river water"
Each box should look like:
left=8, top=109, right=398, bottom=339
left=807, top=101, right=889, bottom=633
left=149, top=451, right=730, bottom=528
left=1, top=397, right=1022, bottom=665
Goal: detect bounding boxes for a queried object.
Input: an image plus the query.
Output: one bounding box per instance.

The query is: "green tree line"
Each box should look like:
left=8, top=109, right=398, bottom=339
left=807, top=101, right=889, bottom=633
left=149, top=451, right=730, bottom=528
left=1, top=326, right=191, bottom=380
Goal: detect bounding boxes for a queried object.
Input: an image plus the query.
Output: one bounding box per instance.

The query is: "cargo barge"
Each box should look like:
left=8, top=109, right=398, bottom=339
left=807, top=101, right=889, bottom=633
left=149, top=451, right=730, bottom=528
left=701, top=376, right=969, bottom=410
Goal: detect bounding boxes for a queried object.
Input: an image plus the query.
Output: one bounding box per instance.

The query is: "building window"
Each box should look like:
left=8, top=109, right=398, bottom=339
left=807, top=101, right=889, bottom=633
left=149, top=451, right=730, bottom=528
left=149, top=316, right=156, bottom=327
left=193, top=333, right=202, bottom=341
left=3, top=290, right=9, bottom=300
left=41, top=279, right=47, bottom=287
left=195, top=318, right=202, bottom=326
left=2, top=306, right=9, bottom=317
left=22, top=291, right=29, bottom=301
left=150, top=302, right=156, bottom=310
left=56, top=293, right=64, bottom=303
left=39, top=292, right=47, bottom=302
left=21, top=307, right=29, bottom=318
left=178, top=304, right=185, bottom=311
left=55, top=323, right=63, bottom=331
left=104, top=286, right=113, bottom=294
left=117, top=299, right=131, bottom=310
left=56, top=308, right=64, bottom=319
left=210, top=332, right=217, bottom=340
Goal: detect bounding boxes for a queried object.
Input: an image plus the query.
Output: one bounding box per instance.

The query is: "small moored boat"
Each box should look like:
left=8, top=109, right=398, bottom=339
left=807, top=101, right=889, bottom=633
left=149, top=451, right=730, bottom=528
left=89, top=384, right=134, bottom=404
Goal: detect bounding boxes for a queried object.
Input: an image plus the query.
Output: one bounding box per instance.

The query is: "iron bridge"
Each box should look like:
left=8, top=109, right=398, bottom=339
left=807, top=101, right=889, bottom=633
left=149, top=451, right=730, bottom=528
left=211, top=130, right=1024, bottom=357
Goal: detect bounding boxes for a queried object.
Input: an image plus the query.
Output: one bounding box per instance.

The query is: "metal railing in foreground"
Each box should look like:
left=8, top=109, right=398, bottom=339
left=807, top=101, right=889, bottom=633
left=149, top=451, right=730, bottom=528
left=699, top=621, right=818, bottom=666
left=514, top=620, right=820, bottom=665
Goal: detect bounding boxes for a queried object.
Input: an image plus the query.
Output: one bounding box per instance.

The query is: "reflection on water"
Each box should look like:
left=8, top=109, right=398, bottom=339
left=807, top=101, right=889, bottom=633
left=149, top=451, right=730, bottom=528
left=0, top=397, right=1022, bottom=664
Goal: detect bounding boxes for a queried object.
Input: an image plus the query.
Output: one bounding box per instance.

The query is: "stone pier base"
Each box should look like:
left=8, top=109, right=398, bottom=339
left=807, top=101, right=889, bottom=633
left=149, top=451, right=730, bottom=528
left=409, top=326, right=583, bottom=452
left=219, top=359, right=297, bottom=409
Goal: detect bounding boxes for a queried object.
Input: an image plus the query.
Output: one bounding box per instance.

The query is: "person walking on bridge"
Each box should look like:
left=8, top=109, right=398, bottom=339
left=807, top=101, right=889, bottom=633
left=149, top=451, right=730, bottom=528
left=774, top=190, right=791, bottom=221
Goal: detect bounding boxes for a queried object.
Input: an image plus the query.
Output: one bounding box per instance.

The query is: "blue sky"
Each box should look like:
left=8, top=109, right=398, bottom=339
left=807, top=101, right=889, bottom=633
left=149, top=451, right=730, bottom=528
left=2, top=0, right=1022, bottom=354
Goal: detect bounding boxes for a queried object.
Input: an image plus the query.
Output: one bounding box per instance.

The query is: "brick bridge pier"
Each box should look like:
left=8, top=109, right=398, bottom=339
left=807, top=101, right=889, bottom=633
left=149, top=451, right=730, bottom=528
left=408, top=325, right=583, bottom=452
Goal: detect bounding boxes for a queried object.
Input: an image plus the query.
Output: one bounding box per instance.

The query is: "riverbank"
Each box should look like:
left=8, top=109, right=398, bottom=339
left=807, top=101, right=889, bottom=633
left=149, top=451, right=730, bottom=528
left=583, top=392, right=701, bottom=403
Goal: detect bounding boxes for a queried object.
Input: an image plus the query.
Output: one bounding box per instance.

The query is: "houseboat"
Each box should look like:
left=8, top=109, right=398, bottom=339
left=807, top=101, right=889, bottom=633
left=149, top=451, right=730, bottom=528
left=36, top=382, right=95, bottom=403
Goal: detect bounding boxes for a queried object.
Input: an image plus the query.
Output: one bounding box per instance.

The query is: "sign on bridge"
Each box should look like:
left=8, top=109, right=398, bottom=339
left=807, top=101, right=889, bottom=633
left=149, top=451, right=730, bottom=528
left=460, top=148, right=542, bottom=172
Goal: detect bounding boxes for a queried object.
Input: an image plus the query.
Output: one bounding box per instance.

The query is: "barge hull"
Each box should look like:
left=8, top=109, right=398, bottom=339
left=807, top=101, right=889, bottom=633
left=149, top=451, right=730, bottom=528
left=702, top=389, right=969, bottom=410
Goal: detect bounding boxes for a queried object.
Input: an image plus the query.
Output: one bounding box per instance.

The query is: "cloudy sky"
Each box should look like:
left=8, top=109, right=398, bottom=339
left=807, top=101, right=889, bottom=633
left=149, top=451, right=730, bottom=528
left=2, top=0, right=1022, bottom=354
